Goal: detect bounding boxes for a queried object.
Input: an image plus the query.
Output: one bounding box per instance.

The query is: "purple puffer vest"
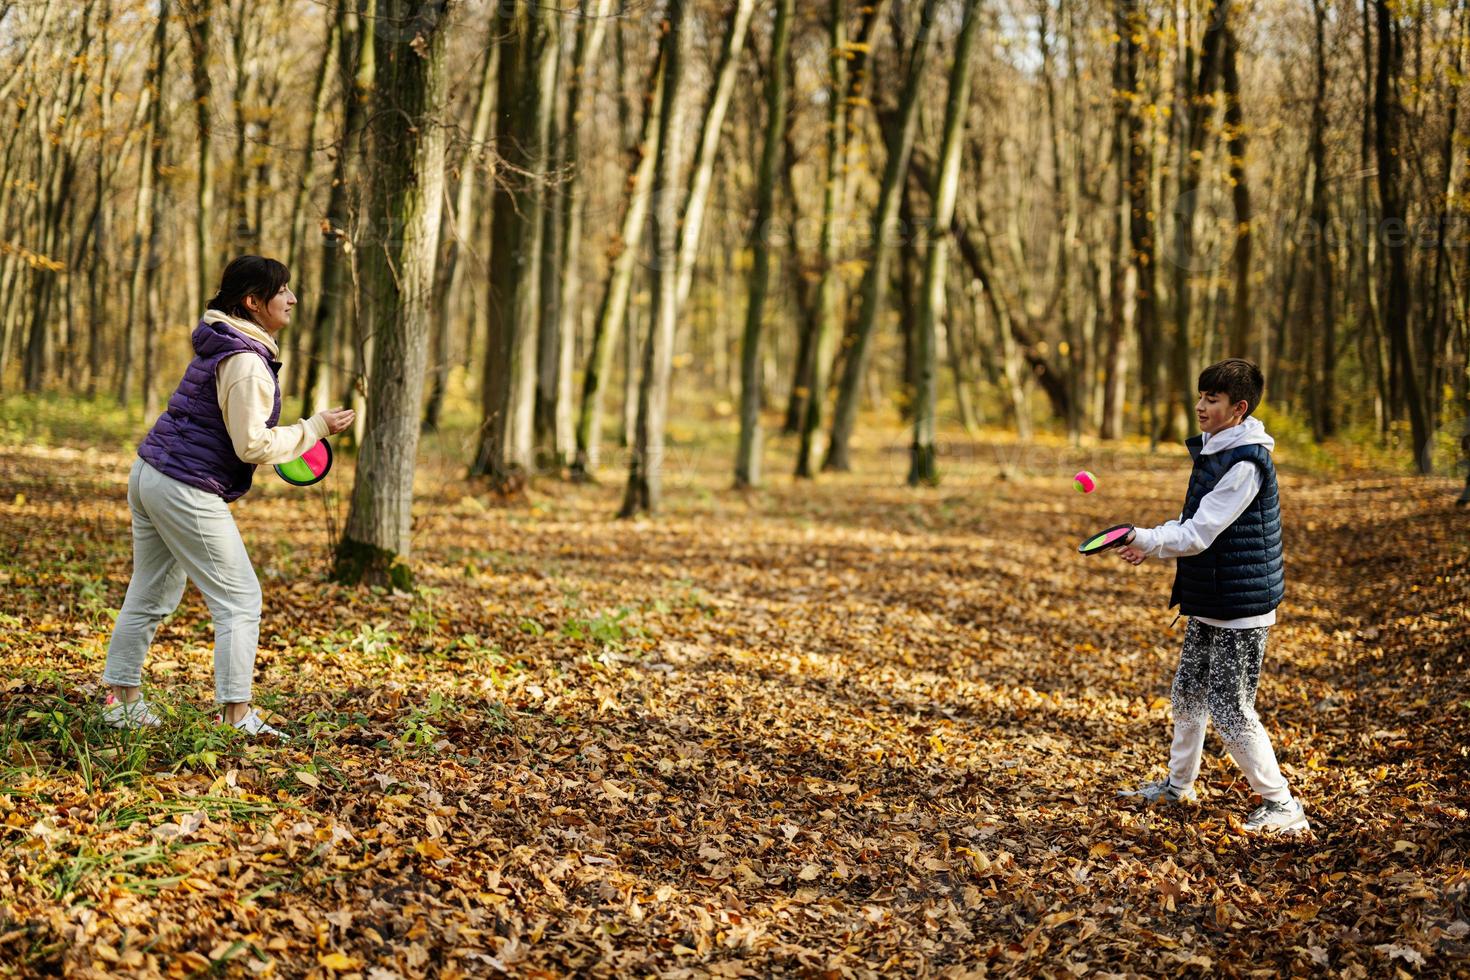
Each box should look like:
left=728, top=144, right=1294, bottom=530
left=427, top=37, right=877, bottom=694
left=138, top=318, right=282, bottom=502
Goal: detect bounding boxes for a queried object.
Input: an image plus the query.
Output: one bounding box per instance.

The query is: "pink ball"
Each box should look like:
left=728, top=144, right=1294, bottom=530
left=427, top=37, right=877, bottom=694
left=1073, top=470, right=1097, bottom=494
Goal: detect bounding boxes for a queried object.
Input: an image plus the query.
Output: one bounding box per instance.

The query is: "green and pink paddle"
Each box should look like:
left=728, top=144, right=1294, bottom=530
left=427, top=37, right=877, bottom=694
left=274, top=440, right=332, bottom=487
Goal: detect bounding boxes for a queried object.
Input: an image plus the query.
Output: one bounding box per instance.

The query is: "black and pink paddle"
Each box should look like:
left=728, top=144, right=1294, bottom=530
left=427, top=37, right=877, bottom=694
left=1077, top=523, right=1134, bottom=555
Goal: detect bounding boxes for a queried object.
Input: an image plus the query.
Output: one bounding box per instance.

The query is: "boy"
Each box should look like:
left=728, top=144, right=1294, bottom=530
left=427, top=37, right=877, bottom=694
left=1114, top=358, right=1308, bottom=835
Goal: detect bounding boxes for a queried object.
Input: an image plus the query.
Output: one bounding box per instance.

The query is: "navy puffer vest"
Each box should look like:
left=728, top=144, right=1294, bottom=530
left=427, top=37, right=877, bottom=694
left=138, top=318, right=281, bottom=502
left=1168, top=434, right=1285, bottom=619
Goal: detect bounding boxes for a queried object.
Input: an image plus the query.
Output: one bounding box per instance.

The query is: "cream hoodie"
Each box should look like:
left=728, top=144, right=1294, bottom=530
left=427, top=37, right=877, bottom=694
left=204, top=310, right=329, bottom=467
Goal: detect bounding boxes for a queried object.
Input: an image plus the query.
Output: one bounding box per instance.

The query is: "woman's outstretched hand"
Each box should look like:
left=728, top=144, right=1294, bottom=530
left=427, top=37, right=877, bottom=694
left=320, top=407, right=356, bottom=435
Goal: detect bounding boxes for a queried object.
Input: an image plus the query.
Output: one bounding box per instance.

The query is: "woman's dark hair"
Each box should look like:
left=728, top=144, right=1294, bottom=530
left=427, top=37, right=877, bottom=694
left=206, top=255, right=290, bottom=323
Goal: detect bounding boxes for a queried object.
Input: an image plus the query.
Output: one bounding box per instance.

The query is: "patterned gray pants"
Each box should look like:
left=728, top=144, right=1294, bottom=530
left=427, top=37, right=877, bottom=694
left=1167, top=618, right=1293, bottom=804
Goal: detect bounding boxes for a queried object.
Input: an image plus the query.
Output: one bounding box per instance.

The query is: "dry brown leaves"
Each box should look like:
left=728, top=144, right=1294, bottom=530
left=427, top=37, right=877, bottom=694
left=0, top=433, right=1466, bottom=978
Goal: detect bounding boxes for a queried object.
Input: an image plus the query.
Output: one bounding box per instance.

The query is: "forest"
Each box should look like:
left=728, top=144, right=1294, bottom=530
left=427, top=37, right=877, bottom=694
left=1, top=0, right=1468, bottom=975
left=1, top=0, right=1467, bottom=578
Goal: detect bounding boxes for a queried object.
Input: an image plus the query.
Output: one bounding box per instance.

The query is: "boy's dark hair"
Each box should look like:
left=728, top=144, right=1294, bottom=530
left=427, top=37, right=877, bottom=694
left=207, top=255, right=289, bottom=324
left=1198, top=358, right=1264, bottom=417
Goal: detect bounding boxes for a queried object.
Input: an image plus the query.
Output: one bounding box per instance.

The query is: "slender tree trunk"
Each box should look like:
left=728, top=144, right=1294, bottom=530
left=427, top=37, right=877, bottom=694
left=824, top=0, right=940, bottom=472
left=301, top=0, right=373, bottom=420
left=733, top=0, right=793, bottom=488
left=910, top=0, right=981, bottom=486
left=1373, top=0, right=1430, bottom=471
left=1221, top=25, right=1252, bottom=358
left=541, top=0, right=613, bottom=465
left=620, top=0, right=688, bottom=517
left=119, top=1, right=168, bottom=407
left=472, top=0, right=557, bottom=488
left=534, top=32, right=567, bottom=465
left=285, top=18, right=338, bottom=400
left=425, top=37, right=499, bottom=430
left=1166, top=0, right=1227, bottom=437
left=1307, top=0, right=1336, bottom=439
left=181, top=0, right=217, bottom=313
left=795, top=0, right=887, bottom=468
left=572, top=31, right=667, bottom=477
left=333, top=0, right=454, bottom=588
left=1121, top=0, right=1160, bottom=445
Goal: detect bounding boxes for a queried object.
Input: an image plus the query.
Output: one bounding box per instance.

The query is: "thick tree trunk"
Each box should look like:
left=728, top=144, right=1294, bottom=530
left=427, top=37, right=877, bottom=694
left=909, top=0, right=980, bottom=486
left=733, top=0, right=793, bottom=488
left=620, top=0, right=688, bottom=517
left=824, top=0, right=940, bottom=472
left=333, top=0, right=453, bottom=588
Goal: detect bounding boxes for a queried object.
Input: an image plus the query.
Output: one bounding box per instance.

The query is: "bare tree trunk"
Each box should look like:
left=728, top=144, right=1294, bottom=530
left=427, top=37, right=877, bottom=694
left=333, top=0, right=454, bottom=588
left=1165, top=0, right=1227, bottom=438
left=572, top=29, right=667, bottom=477
left=540, top=0, right=613, bottom=465
left=180, top=0, right=217, bottom=313
left=733, top=0, right=793, bottom=488
left=1221, top=24, right=1252, bottom=357
left=795, top=0, right=887, bottom=471
left=1373, top=0, right=1431, bottom=472
left=284, top=17, right=338, bottom=400
left=120, top=0, right=169, bottom=408
left=824, top=0, right=940, bottom=472
left=425, top=37, right=499, bottom=431
left=472, top=0, right=557, bottom=488
left=1122, top=0, right=1160, bottom=445
left=909, top=0, right=980, bottom=486
left=1307, top=0, right=1336, bottom=439
left=301, top=0, right=373, bottom=420
left=620, top=0, right=688, bottom=517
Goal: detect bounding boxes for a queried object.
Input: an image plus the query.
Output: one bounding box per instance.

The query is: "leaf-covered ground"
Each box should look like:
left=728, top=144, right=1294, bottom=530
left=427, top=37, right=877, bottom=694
left=1, top=411, right=1467, bottom=977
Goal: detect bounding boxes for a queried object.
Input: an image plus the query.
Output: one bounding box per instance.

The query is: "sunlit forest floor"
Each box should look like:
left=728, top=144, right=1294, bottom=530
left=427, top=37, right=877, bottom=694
left=1, top=396, right=1467, bottom=977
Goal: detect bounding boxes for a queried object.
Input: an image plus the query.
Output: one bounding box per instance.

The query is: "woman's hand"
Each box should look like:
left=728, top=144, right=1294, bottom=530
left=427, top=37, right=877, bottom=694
left=320, top=407, right=356, bottom=435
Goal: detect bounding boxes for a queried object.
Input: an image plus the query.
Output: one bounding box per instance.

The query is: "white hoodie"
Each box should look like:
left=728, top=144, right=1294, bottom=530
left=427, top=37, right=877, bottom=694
left=1131, top=416, right=1277, bottom=629
left=203, top=310, right=330, bottom=468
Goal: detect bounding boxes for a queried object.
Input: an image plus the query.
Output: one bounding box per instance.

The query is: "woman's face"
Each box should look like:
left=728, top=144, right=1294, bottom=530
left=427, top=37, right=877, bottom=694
left=249, top=284, right=296, bottom=334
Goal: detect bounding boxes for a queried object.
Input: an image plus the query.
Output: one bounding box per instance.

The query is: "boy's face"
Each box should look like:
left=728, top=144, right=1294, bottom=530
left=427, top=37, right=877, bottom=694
left=1196, top=391, right=1248, bottom=435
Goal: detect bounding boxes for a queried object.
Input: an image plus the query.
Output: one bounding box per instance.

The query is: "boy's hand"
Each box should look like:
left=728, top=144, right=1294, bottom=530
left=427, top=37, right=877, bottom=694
left=320, top=407, right=356, bottom=435
left=1115, top=543, right=1147, bottom=565
left=1114, top=528, right=1147, bottom=565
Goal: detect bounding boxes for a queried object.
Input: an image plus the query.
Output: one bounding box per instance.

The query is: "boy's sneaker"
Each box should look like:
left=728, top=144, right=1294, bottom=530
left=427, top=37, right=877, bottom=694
left=1242, top=798, right=1310, bottom=835
left=1118, top=779, right=1198, bottom=804
left=102, top=694, right=161, bottom=729
left=218, top=708, right=290, bottom=741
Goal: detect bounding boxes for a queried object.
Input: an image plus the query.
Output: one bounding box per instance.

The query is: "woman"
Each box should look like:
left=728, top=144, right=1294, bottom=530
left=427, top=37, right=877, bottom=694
left=101, top=255, right=356, bottom=738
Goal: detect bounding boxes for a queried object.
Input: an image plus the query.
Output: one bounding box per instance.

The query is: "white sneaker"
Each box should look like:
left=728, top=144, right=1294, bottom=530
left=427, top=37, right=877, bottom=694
left=1118, top=779, right=1199, bottom=804
left=102, top=694, right=161, bottom=729
left=219, top=708, right=290, bottom=741
left=1243, top=798, right=1310, bottom=835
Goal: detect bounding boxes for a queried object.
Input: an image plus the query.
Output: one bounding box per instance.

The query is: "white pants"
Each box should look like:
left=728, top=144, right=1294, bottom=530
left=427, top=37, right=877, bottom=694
left=1167, top=619, right=1293, bottom=805
left=102, top=459, right=261, bottom=704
